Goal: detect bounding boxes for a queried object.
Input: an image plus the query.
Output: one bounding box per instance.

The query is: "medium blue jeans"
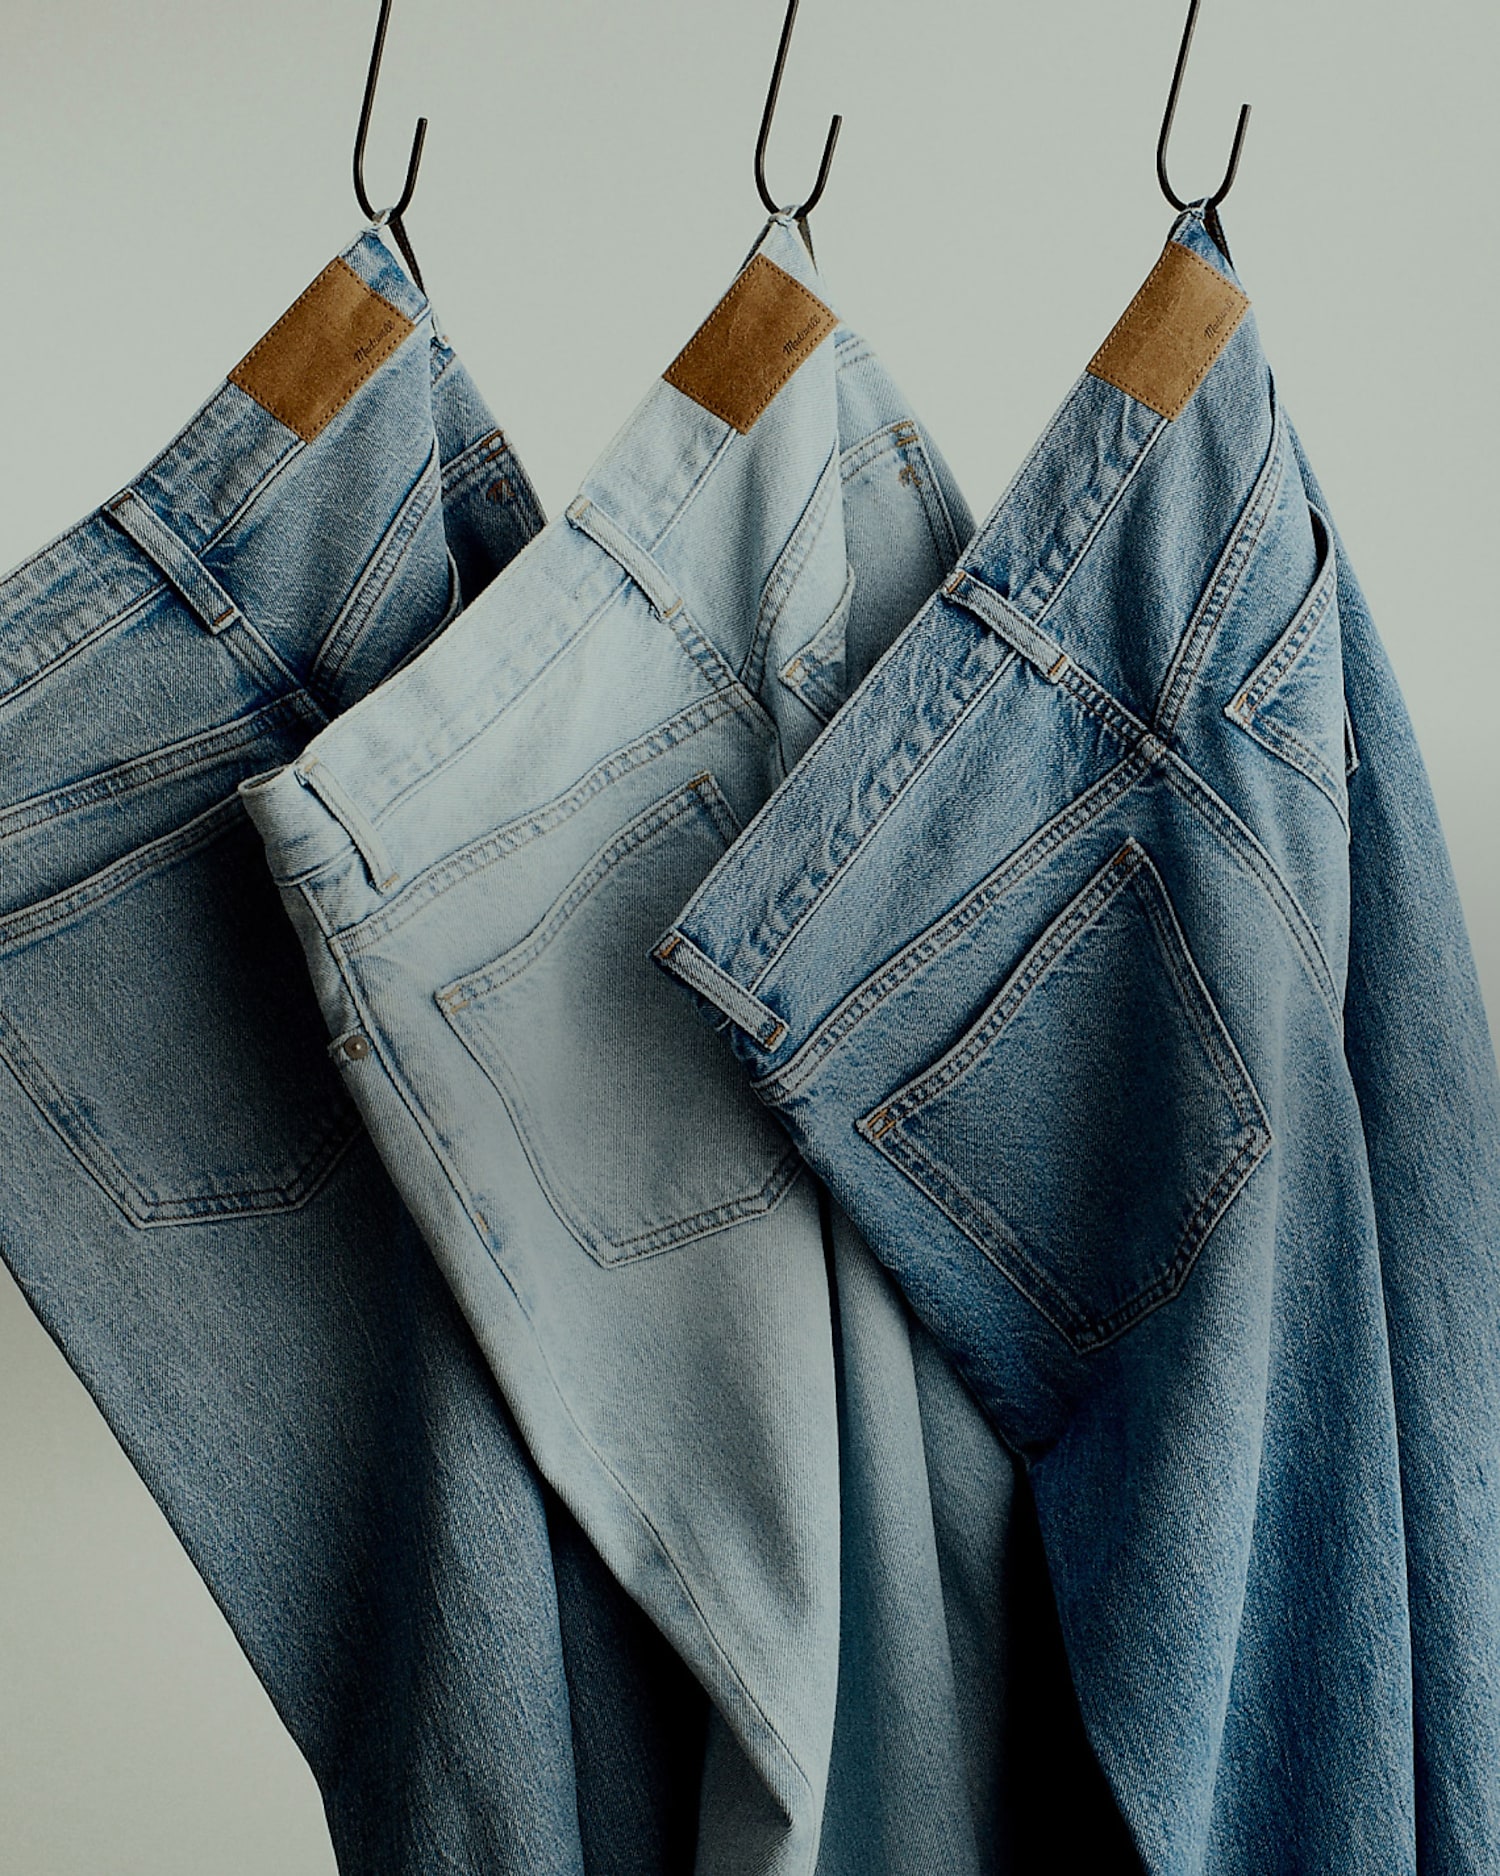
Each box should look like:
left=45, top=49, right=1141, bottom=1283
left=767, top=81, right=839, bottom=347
left=242, top=215, right=1131, bottom=1874
left=660, top=209, right=1500, bottom=1873
left=0, top=230, right=706, bottom=1874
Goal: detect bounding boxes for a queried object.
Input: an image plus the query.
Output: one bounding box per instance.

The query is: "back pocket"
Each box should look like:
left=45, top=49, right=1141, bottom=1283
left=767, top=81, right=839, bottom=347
left=436, top=771, right=801, bottom=1266
left=1225, top=503, right=1348, bottom=821
left=0, top=800, right=360, bottom=1226
left=856, top=841, right=1270, bottom=1351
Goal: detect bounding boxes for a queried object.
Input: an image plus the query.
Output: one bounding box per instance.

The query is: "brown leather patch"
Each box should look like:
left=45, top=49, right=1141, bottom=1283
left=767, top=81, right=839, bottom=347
left=229, top=256, right=416, bottom=442
left=664, top=254, right=837, bottom=434
left=1087, top=240, right=1249, bottom=421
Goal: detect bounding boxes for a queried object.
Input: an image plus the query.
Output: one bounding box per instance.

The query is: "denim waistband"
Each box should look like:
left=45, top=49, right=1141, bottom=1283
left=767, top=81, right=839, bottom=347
left=0, top=230, right=430, bottom=708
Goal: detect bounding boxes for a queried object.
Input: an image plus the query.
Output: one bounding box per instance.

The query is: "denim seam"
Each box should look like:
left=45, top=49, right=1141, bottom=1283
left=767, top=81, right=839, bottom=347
left=0, top=584, right=169, bottom=714
left=439, top=777, right=733, bottom=1002
left=1153, top=404, right=1287, bottom=734
left=1018, top=412, right=1169, bottom=628
left=742, top=644, right=1019, bottom=995
left=329, top=693, right=753, bottom=952
left=312, top=438, right=443, bottom=688
left=313, top=928, right=815, bottom=1801
left=856, top=843, right=1271, bottom=1352
left=366, top=575, right=638, bottom=826
left=0, top=1011, right=360, bottom=1221
left=662, top=603, right=780, bottom=742
left=743, top=447, right=840, bottom=696
left=755, top=753, right=1149, bottom=1098
left=296, top=756, right=399, bottom=892
left=1234, top=530, right=1337, bottom=713
left=0, top=693, right=318, bottom=843
left=642, top=421, right=739, bottom=559
left=0, top=792, right=245, bottom=951
left=1158, top=749, right=1341, bottom=1026
left=867, top=842, right=1148, bottom=1121
left=1039, top=663, right=1343, bottom=1025
left=1235, top=711, right=1348, bottom=822
left=777, top=560, right=856, bottom=725
left=103, top=492, right=243, bottom=636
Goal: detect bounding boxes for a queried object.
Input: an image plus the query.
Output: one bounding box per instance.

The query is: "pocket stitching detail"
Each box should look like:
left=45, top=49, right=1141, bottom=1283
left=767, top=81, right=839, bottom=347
left=436, top=772, right=802, bottom=1265
left=857, top=841, right=1271, bottom=1351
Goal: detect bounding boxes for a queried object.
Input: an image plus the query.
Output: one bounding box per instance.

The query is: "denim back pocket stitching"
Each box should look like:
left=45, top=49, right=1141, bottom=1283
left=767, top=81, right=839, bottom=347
left=856, top=839, right=1271, bottom=1352
left=436, top=771, right=801, bottom=1265
left=1224, top=505, right=1345, bottom=820
left=0, top=794, right=361, bottom=1226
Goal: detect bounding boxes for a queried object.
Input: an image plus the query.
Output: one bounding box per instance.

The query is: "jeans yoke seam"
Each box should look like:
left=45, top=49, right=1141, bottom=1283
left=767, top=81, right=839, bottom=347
left=0, top=695, right=319, bottom=845
left=1159, top=749, right=1341, bottom=1026
left=744, top=648, right=1018, bottom=997
left=371, top=574, right=644, bottom=828
left=743, top=446, right=840, bottom=698
left=1043, top=667, right=1341, bottom=1028
left=757, top=753, right=1150, bottom=1101
left=332, top=694, right=756, bottom=957
left=312, top=438, right=443, bottom=689
left=324, top=954, right=816, bottom=1803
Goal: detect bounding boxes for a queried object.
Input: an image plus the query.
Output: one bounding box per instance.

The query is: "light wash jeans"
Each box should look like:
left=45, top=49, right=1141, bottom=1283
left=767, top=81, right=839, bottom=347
left=0, top=230, right=708, bottom=1874
left=244, top=214, right=1134, bottom=1874
left=659, top=207, right=1500, bottom=1873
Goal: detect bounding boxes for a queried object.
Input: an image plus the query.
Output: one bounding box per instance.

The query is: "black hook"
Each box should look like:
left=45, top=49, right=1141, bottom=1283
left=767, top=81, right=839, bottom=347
left=754, top=0, right=842, bottom=246
left=353, top=0, right=428, bottom=292
left=1156, top=0, right=1250, bottom=258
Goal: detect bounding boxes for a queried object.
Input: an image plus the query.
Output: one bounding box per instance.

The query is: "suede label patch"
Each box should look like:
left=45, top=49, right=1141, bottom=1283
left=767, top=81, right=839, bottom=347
left=664, top=254, right=837, bottom=434
left=229, top=257, right=415, bottom=442
left=1087, top=240, right=1249, bottom=421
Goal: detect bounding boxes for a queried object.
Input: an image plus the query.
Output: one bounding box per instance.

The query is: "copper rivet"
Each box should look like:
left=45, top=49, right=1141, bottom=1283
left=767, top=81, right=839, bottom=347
left=343, top=1035, right=371, bottom=1061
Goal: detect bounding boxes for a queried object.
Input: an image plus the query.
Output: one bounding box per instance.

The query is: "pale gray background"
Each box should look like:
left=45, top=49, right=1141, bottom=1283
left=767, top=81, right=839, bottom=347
left=0, top=0, right=1495, bottom=1868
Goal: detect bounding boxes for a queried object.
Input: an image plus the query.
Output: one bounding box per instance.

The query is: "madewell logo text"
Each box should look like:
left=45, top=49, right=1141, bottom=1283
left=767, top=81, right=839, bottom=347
left=352, top=319, right=397, bottom=364
left=783, top=315, right=823, bottom=357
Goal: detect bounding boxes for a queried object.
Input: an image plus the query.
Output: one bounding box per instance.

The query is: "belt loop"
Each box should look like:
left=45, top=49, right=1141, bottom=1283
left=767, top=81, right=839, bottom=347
left=566, top=496, right=683, bottom=621
left=652, top=929, right=788, bottom=1050
left=294, top=754, right=399, bottom=892
left=102, top=489, right=243, bottom=636
left=942, top=569, right=1070, bottom=682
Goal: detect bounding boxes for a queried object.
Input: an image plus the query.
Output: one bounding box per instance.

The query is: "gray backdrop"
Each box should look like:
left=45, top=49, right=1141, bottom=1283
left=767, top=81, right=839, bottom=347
left=1, top=0, right=1495, bottom=1868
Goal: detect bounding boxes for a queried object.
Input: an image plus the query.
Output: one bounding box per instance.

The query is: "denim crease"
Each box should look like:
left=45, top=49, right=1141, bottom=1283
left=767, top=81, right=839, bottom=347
left=0, top=229, right=707, bottom=1875
left=657, top=208, right=1500, bottom=1873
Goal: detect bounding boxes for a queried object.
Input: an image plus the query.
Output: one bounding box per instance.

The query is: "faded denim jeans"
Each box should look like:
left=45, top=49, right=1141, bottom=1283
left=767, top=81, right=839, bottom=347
left=0, top=230, right=707, bottom=1875
left=660, top=208, right=1500, bottom=1873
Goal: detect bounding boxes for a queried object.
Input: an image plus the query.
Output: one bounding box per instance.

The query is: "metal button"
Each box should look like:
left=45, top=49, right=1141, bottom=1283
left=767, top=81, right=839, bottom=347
left=342, top=1035, right=371, bottom=1062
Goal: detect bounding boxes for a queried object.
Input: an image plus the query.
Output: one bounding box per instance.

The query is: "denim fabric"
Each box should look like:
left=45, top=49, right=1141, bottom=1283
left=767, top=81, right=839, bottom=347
left=242, top=214, right=1104, bottom=1873
left=659, top=208, right=1500, bottom=1873
left=0, top=230, right=708, bottom=1874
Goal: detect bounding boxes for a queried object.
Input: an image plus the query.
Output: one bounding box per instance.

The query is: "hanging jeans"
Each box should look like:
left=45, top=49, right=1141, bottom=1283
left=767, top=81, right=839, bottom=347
left=242, top=214, right=1133, bottom=1875
left=658, top=209, right=1500, bottom=1873
left=0, top=230, right=707, bottom=1875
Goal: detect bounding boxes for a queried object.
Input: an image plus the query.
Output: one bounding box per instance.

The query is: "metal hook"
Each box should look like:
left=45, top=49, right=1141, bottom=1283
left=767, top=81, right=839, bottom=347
left=353, top=0, right=428, bottom=292
left=1156, top=0, right=1250, bottom=256
left=754, top=0, right=842, bottom=243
